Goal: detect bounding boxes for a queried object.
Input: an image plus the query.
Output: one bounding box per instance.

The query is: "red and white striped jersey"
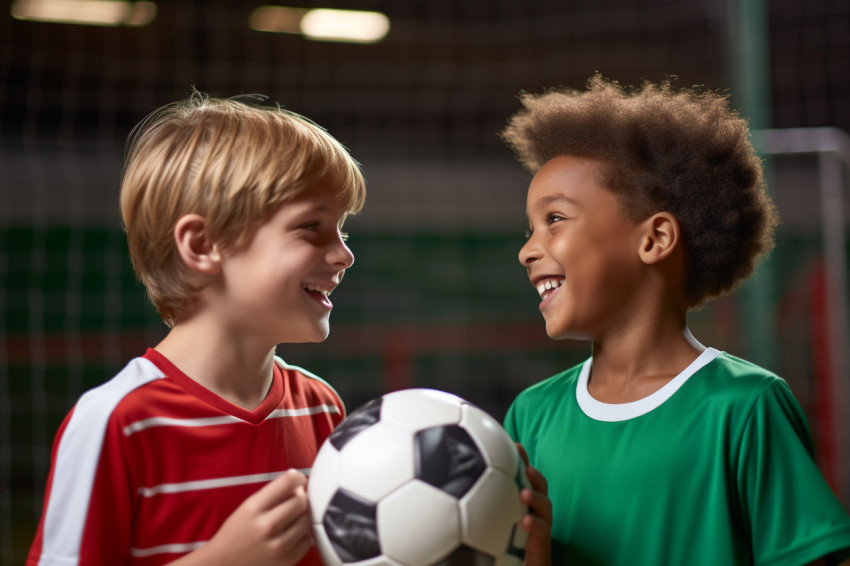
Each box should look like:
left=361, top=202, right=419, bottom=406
left=27, top=348, right=345, bottom=566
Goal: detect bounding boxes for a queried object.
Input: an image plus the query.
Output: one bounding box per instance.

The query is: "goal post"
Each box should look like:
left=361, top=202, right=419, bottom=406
left=753, top=126, right=850, bottom=502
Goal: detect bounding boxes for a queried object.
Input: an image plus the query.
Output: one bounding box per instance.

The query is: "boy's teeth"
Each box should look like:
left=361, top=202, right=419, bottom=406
left=537, top=279, right=564, bottom=297
left=303, top=284, right=330, bottom=298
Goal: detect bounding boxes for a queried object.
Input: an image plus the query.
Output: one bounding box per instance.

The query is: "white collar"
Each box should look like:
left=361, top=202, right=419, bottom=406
left=576, top=348, right=720, bottom=422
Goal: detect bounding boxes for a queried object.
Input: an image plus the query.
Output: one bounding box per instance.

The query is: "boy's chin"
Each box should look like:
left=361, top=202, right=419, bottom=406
left=303, top=326, right=331, bottom=343
left=545, top=321, right=590, bottom=341
left=283, top=321, right=331, bottom=344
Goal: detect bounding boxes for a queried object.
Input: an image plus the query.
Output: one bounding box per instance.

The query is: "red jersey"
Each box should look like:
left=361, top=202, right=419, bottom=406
left=27, top=348, right=345, bottom=566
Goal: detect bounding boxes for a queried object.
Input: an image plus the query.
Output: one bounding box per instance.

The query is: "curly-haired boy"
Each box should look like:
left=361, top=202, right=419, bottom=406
left=501, top=75, right=850, bottom=565
left=28, top=92, right=366, bottom=566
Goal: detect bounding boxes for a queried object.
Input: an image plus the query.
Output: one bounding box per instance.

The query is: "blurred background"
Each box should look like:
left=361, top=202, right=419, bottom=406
left=1, top=0, right=848, bottom=561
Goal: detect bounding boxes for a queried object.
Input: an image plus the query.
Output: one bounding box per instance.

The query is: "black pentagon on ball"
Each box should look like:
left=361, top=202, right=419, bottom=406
left=506, top=523, right=527, bottom=562
left=414, top=424, right=486, bottom=498
left=434, top=544, right=496, bottom=566
left=328, top=396, right=383, bottom=451
left=322, top=489, right=381, bottom=562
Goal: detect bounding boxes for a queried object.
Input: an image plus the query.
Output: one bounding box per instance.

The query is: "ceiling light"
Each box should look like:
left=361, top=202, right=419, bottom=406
left=249, top=5, right=305, bottom=34
left=249, top=5, right=390, bottom=44
left=11, top=0, right=157, bottom=27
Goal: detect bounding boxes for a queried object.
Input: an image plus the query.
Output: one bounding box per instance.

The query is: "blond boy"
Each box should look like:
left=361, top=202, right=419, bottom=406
left=28, top=92, right=365, bottom=566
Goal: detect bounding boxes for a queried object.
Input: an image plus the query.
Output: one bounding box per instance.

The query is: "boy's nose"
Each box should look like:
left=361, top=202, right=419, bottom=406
left=518, top=238, right=540, bottom=267
left=330, top=237, right=355, bottom=269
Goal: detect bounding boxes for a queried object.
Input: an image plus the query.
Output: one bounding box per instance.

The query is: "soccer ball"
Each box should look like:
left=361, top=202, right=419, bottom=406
left=308, top=388, right=529, bottom=566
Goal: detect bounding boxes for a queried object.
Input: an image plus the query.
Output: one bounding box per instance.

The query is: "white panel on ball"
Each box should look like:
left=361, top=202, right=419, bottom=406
left=378, top=480, right=461, bottom=565
left=308, top=444, right=340, bottom=519
left=380, top=388, right=462, bottom=431
left=459, top=468, right=525, bottom=555
left=338, top=423, right=415, bottom=501
left=460, top=404, right=519, bottom=476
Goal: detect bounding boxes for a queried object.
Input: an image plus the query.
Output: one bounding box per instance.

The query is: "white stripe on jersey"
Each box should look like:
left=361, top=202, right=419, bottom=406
left=39, top=357, right=165, bottom=566
left=275, top=356, right=346, bottom=414
left=130, top=541, right=206, bottom=557
left=266, top=404, right=341, bottom=419
left=123, top=415, right=241, bottom=436
left=137, top=469, right=313, bottom=497
left=123, top=404, right=341, bottom=436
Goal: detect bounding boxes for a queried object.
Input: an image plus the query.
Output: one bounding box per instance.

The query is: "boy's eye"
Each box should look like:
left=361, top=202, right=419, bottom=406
left=524, top=228, right=533, bottom=240
left=340, top=231, right=350, bottom=242
left=547, top=213, right=567, bottom=225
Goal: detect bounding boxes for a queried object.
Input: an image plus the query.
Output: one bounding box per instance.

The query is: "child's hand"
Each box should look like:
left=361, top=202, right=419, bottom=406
left=517, top=443, right=552, bottom=566
left=173, top=468, right=314, bottom=566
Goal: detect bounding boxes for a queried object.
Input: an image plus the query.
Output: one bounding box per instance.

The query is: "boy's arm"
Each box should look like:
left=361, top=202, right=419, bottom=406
left=169, top=469, right=313, bottom=566
left=517, top=443, right=552, bottom=566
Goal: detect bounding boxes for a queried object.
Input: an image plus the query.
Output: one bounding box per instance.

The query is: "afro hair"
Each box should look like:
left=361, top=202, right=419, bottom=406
left=501, top=74, right=779, bottom=308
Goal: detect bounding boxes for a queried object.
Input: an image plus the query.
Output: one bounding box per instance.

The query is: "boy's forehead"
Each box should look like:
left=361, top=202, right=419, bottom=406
left=534, top=154, right=601, bottom=182
left=529, top=193, right=580, bottom=207
left=525, top=193, right=579, bottom=217
left=288, top=193, right=351, bottom=217
left=293, top=181, right=363, bottom=213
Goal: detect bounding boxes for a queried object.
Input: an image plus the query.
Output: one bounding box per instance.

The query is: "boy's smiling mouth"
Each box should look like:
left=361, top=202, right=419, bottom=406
left=302, top=282, right=335, bottom=307
left=535, top=277, right=564, bottom=300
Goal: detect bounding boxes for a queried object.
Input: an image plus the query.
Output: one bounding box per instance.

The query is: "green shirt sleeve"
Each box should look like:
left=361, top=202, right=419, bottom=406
left=736, top=379, right=850, bottom=566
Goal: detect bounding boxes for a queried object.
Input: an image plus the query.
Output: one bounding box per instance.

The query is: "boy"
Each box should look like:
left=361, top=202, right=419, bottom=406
left=27, top=91, right=366, bottom=565
left=500, top=75, right=850, bottom=565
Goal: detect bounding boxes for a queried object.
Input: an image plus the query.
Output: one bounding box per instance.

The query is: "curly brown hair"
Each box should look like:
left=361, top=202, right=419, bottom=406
left=500, top=74, right=779, bottom=308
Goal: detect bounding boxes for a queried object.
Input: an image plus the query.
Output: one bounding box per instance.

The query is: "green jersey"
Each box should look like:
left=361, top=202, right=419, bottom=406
left=504, top=348, right=850, bottom=565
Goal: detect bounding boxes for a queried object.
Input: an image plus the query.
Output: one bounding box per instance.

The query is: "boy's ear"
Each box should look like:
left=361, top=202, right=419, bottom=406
left=638, top=212, right=681, bottom=265
left=174, top=214, right=222, bottom=275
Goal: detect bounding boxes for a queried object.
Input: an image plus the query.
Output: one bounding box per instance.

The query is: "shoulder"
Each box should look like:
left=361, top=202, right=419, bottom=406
left=698, top=352, right=795, bottom=408
left=506, top=360, right=585, bottom=429
left=513, top=361, right=586, bottom=406
left=274, top=357, right=345, bottom=415
left=44, top=356, right=167, bottom=499
left=697, top=351, right=811, bottom=443
left=69, top=356, right=167, bottom=433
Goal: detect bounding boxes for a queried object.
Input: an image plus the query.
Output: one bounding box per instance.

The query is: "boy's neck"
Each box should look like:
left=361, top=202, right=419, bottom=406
left=587, top=322, right=704, bottom=405
left=154, top=315, right=277, bottom=411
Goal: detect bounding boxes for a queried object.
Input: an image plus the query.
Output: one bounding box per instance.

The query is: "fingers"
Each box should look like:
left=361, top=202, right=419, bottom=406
left=516, top=443, right=548, bottom=496
left=270, top=509, right=314, bottom=559
left=524, top=462, right=548, bottom=496
left=264, top=483, right=310, bottom=532
left=514, top=442, right=553, bottom=545
left=253, top=473, right=315, bottom=562
left=250, top=469, right=307, bottom=511
left=521, top=486, right=552, bottom=525
left=264, top=489, right=314, bottom=566
left=516, top=442, right=530, bottom=467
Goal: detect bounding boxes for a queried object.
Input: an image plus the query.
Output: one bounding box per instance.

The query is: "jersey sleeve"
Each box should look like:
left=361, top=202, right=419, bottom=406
left=27, top=406, right=135, bottom=566
left=736, top=379, right=850, bottom=566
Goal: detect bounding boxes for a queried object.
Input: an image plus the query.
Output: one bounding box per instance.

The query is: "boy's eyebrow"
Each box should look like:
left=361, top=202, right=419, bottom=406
left=293, top=202, right=350, bottom=225
left=293, top=202, right=333, bottom=215
left=527, top=193, right=581, bottom=214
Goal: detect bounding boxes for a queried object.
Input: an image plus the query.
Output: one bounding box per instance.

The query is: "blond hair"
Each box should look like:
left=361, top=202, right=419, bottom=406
left=120, top=91, right=366, bottom=326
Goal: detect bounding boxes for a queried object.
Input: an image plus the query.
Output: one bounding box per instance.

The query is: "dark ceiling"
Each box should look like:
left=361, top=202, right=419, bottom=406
left=1, top=0, right=847, bottom=162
